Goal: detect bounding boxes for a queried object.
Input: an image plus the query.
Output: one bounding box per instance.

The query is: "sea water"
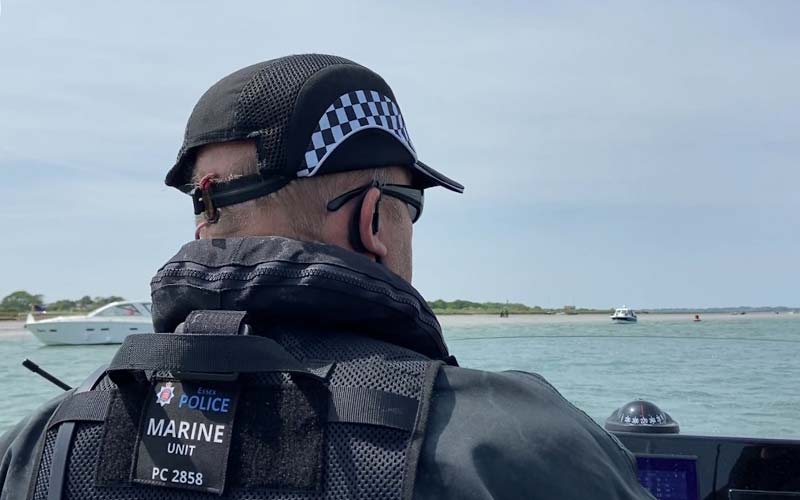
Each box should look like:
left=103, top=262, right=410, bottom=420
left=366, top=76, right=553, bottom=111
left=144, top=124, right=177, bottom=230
left=1, top=313, right=798, bottom=438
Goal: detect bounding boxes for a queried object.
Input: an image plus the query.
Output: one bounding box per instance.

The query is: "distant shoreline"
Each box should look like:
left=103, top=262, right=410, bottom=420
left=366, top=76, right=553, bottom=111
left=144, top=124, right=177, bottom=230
left=428, top=300, right=799, bottom=316
left=432, top=307, right=799, bottom=316
left=434, top=310, right=799, bottom=316
left=2, top=311, right=797, bottom=339
left=3, top=310, right=797, bottom=325
left=2, top=307, right=798, bottom=321
left=3, top=294, right=797, bottom=321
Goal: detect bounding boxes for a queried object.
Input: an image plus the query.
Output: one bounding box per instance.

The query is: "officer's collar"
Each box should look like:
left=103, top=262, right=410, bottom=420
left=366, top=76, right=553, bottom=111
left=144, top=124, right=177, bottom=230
left=150, top=237, right=449, bottom=360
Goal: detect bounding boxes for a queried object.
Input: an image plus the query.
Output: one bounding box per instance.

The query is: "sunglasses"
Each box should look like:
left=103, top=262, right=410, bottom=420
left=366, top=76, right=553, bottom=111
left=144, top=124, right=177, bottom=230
left=326, top=180, right=425, bottom=223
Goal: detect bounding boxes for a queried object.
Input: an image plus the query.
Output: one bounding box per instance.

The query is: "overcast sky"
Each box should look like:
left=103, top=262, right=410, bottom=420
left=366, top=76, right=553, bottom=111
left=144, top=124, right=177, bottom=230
left=1, top=0, right=798, bottom=309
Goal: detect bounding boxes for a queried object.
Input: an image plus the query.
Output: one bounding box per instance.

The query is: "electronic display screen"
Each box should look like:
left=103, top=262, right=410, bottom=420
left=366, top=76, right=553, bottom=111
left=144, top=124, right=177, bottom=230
left=729, top=491, right=800, bottom=499
left=636, top=455, right=699, bottom=500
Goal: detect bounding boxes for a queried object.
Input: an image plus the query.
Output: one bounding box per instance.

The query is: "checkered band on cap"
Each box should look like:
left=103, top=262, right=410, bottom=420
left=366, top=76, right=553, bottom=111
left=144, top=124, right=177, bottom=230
left=299, top=90, right=416, bottom=177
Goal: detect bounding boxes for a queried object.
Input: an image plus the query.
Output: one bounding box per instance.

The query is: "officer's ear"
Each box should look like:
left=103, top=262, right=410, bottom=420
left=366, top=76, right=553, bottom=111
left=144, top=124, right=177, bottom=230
left=358, top=187, right=388, bottom=260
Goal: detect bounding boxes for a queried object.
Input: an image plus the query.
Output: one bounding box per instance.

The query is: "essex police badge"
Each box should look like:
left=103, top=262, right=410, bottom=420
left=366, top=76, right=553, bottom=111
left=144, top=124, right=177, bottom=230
left=155, top=382, right=176, bottom=407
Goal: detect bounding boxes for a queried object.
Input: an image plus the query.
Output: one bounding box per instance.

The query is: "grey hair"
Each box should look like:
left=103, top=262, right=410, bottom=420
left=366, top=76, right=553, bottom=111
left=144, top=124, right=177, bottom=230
left=193, top=165, right=402, bottom=240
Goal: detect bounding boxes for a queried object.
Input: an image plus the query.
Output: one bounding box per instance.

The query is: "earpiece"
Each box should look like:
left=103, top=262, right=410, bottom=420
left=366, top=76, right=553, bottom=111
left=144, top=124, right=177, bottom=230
left=348, top=195, right=367, bottom=253
left=348, top=185, right=381, bottom=255
left=372, top=197, right=381, bottom=235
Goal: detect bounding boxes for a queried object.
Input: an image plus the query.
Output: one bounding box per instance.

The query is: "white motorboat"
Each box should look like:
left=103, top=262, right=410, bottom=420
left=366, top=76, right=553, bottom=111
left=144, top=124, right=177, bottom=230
left=611, top=306, right=638, bottom=323
left=24, top=301, right=153, bottom=345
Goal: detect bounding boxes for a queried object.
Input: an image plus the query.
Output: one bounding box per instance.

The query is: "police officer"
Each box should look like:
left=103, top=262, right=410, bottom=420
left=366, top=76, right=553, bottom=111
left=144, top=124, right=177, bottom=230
left=0, top=54, right=653, bottom=499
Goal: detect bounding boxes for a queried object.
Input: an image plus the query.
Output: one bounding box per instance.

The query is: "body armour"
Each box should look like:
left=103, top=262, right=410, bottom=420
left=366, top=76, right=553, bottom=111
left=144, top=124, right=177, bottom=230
left=1, top=238, right=653, bottom=500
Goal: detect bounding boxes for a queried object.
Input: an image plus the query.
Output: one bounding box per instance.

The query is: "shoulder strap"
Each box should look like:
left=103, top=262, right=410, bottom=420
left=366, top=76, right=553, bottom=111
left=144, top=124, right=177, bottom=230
left=107, top=333, right=324, bottom=383
left=46, top=364, right=108, bottom=500
left=327, top=386, right=418, bottom=431
left=401, top=360, right=444, bottom=500
left=47, top=391, right=113, bottom=429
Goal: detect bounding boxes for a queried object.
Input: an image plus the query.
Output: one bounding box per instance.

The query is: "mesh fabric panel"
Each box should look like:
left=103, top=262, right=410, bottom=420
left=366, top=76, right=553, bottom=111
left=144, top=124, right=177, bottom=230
left=66, top=424, right=115, bottom=500
left=31, top=429, right=57, bottom=500
left=323, top=424, right=406, bottom=500
left=94, top=374, right=117, bottom=391
left=276, top=330, right=428, bottom=399
left=235, top=55, right=354, bottom=174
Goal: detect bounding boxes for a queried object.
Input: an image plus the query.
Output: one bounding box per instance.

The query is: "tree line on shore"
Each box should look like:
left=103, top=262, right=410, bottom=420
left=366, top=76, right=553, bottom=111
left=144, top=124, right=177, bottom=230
left=428, top=299, right=546, bottom=314
left=426, top=300, right=610, bottom=315
left=0, top=291, right=124, bottom=313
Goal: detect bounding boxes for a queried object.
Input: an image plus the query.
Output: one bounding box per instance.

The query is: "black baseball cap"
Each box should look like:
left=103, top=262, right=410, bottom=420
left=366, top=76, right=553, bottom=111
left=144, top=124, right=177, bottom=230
left=166, top=54, right=463, bottom=215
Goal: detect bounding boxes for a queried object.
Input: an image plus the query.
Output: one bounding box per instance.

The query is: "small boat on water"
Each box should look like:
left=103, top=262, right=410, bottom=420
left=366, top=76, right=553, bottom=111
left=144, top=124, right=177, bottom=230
left=24, top=301, right=153, bottom=345
left=611, top=306, right=637, bottom=323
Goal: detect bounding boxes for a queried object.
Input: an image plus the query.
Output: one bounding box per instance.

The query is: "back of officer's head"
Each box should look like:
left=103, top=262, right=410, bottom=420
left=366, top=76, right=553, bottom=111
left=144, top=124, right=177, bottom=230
left=191, top=139, right=415, bottom=281
left=191, top=140, right=407, bottom=240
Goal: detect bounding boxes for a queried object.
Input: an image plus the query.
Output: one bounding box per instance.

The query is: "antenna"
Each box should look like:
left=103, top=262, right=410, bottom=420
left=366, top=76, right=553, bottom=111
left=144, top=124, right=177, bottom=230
left=22, top=359, right=72, bottom=391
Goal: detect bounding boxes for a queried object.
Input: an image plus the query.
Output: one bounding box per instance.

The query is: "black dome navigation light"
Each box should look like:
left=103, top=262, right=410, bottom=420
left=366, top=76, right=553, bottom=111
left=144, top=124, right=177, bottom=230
left=604, top=400, right=680, bottom=434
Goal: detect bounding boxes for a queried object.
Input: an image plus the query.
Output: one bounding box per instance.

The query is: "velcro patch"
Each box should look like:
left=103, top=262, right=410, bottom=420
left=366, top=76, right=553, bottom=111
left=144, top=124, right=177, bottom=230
left=96, top=377, right=327, bottom=494
left=230, top=377, right=327, bottom=490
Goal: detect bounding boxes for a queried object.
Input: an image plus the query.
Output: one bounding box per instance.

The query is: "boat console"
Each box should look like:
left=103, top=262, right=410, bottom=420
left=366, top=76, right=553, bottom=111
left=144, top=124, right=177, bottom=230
left=607, top=401, right=800, bottom=500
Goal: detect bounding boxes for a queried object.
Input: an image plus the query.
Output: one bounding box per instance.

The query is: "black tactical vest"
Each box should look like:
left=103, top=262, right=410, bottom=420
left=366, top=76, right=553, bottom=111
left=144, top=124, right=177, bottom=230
left=28, top=309, right=443, bottom=500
